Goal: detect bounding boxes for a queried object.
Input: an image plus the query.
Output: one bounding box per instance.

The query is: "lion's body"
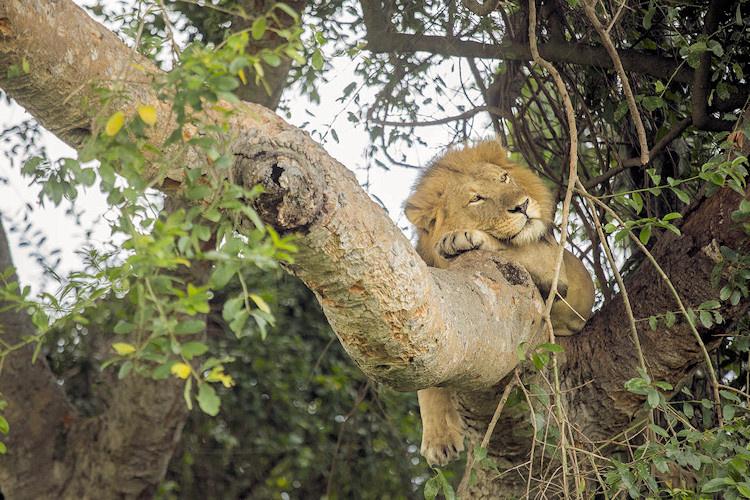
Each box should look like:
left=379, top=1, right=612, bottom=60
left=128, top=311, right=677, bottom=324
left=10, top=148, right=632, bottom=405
left=404, top=140, right=596, bottom=465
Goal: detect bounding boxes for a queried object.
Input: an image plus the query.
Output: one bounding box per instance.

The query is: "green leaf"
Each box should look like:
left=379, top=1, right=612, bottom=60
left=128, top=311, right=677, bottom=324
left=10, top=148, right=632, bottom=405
left=273, top=2, right=300, bottom=21
left=114, top=320, right=135, bottom=334
left=702, top=477, right=735, bottom=493
left=261, top=53, right=281, bottom=67
left=699, top=310, right=713, bottom=328
left=181, top=341, right=209, bottom=358
left=311, top=49, right=324, bottom=70
left=538, top=343, right=563, bottom=352
left=517, top=342, right=526, bottom=361
left=700, top=300, right=721, bottom=310
left=723, top=404, right=736, bottom=422
left=532, top=352, right=548, bottom=370
left=736, top=482, right=750, bottom=498
left=424, top=475, right=440, bottom=500
left=672, top=187, right=690, bottom=204
left=647, top=388, right=660, bottom=408
left=640, top=225, right=652, bottom=245
left=664, top=311, right=677, bottom=327
left=197, top=382, right=221, bottom=416
left=648, top=423, right=669, bottom=438
left=152, top=361, right=177, bottom=380
left=642, top=96, right=665, bottom=111
left=251, top=17, right=266, bottom=40
left=174, top=320, right=206, bottom=335
left=186, top=184, right=212, bottom=200
left=0, top=416, right=9, bottom=434
left=118, top=360, right=133, bottom=379
left=720, top=389, right=741, bottom=402
left=648, top=315, right=658, bottom=330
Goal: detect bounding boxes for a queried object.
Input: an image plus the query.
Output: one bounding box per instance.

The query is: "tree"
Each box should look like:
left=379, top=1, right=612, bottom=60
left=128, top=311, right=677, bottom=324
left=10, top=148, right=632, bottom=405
left=1, top=0, right=749, bottom=498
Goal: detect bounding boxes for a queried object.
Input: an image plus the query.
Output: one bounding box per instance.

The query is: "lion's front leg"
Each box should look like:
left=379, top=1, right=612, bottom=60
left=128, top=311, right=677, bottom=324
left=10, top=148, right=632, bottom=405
left=435, top=229, right=500, bottom=260
left=418, top=387, right=465, bottom=466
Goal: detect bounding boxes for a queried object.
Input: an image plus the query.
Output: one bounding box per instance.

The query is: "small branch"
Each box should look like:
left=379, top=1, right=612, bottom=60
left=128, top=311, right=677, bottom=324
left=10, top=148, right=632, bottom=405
left=578, top=180, right=654, bottom=437
left=585, top=116, right=693, bottom=188
left=528, top=1, right=578, bottom=495
left=369, top=105, right=507, bottom=127
left=691, top=0, right=735, bottom=131
left=457, top=377, right=518, bottom=496
left=326, top=381, right=371, bottom=498
left=582, top=0, right=649, bottom=165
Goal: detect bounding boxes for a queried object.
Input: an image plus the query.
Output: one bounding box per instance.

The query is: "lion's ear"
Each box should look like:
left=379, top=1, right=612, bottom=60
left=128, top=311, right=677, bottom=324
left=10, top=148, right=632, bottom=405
left=404, top=199, right=438, bottom=233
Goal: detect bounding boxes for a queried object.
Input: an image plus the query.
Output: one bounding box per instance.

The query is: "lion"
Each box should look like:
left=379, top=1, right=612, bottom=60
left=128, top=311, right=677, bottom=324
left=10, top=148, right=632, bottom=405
left=404, top=140, right=596, bottom=466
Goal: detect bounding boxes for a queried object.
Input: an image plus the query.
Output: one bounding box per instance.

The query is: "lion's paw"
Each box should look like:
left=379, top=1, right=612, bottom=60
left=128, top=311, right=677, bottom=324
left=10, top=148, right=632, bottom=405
left=435, top=230, right=496, bottom=259
left=420, top=427, right=465, bottom=466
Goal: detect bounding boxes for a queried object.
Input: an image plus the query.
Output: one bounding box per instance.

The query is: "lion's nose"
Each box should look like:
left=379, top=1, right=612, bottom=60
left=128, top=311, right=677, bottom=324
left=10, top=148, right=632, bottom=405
left=509, top=199, right=529, bottom=215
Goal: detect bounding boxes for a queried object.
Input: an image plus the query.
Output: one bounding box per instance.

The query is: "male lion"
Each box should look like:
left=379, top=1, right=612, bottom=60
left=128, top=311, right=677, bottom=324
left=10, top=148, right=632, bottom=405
left=404, top=140, right=595, bottom=466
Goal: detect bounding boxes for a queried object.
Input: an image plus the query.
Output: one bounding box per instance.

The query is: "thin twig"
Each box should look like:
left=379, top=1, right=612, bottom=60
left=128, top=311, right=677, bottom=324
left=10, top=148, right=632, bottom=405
left=370, top=104, right=507, bottom=128
left=581, top=0, right=649, bottom=165
left=326, top=381, right=371, bottom=498
left=577, top=181, right=649, bottom=377
left=457, top=377, right=518, bottom=496
left=528, top=0, right=580, bottom=495
left=515, top=369, right=539, bottom=499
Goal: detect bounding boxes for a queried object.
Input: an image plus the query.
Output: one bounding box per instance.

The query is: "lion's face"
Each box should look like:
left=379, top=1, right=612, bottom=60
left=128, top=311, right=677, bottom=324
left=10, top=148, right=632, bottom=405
left=405, top=142, right=555, bottom=268
left=440, top=166, right=547, bottom=246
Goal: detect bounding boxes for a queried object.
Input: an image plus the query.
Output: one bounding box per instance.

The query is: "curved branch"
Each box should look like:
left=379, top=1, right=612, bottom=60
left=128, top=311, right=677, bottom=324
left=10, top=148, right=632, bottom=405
left=585, top=115, right=693, bottom=188
left=370, top=104, right=507, bottom=127
left=582, top=0, right=649, bottom=165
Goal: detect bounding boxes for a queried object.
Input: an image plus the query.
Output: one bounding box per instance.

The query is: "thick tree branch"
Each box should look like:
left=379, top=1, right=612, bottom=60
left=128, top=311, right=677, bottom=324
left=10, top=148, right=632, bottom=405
left=358, top=0, right=747, bottom=118
left=0, top=0, right=546, bottom=469
left=359, top=0, right=693, bottom=84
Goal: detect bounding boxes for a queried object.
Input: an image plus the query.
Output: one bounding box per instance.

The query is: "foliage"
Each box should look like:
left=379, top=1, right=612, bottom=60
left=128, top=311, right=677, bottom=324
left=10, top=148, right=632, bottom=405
left=1, top=8, right=306, bottom=421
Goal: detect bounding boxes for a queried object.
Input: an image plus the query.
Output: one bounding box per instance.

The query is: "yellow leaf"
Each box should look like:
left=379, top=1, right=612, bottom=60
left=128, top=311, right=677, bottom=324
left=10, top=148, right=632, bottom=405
left=105, top=111, right=125, bottom=136
left=112, top=342, right=136, bottom=355
left=253, top=61, right=264, bottom=79
left=206, top=370, right=235, bottom=388
left=138, top=105, right=157, bottom=126
left=238, top=69, right=247, bottom=85
left=171, top=363, right=191, bottom=379
left=249, top=293, right=271, bottom=314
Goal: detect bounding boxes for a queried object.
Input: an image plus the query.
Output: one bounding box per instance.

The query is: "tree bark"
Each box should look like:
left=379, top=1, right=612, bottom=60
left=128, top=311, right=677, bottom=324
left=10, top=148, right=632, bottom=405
left=1, top=0, right=749, bottom=498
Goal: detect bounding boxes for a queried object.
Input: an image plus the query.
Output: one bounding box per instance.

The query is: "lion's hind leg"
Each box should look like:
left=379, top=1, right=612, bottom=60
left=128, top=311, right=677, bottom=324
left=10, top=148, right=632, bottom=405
left=418, top=387, right=465, bottom=466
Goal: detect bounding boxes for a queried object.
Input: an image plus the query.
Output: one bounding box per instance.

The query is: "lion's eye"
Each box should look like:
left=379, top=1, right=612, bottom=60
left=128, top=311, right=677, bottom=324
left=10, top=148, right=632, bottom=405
left=469, top=194, right=484, bottom=204
left=499, top=173, right=510, bottom=183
